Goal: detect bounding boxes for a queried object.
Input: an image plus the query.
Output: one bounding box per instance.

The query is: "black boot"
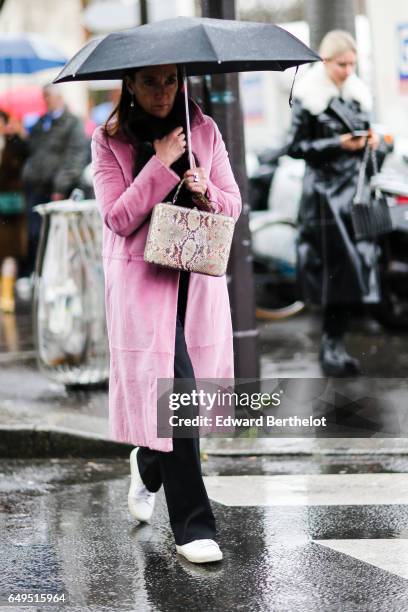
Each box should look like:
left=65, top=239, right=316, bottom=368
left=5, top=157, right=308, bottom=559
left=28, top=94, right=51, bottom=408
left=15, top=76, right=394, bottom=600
left=319, top=334, right=361, bottom=377
left=338, top=344, right=361, bottom=375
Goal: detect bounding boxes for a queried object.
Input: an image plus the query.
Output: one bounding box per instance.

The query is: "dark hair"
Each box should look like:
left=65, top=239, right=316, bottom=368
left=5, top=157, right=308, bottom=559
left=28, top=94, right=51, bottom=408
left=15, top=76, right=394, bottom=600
left=0, top=109, right=10, bottom=123
left=104, top=65, right=199, bottom=179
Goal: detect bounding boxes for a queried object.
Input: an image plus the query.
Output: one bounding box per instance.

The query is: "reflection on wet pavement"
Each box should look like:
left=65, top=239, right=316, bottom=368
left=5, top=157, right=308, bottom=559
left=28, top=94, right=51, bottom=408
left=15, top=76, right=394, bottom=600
left=1, top=458, right=408, bottom=611
left=0, top=306, right=33, bottom=357
left=260, top=309, right=408, bottom=378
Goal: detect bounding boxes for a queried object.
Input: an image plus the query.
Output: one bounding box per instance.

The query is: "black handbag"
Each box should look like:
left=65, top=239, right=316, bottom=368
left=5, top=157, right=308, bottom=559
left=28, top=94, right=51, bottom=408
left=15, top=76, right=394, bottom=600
left=351, top=145, right=394, bottom=241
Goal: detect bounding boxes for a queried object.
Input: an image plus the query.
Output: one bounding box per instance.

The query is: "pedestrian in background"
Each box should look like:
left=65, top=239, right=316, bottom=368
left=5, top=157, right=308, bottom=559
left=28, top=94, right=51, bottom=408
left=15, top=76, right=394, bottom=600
left=0, top=110, right=28, bottom=312
left=22, top=84, right=88, bottom=276
left=287, top=30, right=383, bottom=376
left=92, top=63, right=241, bottom=563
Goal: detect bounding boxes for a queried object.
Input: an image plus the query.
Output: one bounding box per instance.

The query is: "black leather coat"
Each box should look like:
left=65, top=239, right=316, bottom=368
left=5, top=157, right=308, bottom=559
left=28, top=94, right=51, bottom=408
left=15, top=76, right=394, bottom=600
left=287, top=96, right=381, bottom=306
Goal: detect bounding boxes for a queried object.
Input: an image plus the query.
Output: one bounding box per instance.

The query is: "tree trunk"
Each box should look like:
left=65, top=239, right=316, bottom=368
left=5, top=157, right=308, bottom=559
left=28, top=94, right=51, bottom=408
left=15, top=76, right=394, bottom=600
left=201, top=0, right=260, bottom=380
left=305, top=0, right=356, bottom=52
left=139, top=0, right=148, bottom=24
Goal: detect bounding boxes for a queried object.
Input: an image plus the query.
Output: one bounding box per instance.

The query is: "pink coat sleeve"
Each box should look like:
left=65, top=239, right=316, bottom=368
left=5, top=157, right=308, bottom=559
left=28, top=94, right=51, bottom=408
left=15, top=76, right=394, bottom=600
left=205, top=119, right=242, bottom=221
left=91, top=128, right=180, bottom=237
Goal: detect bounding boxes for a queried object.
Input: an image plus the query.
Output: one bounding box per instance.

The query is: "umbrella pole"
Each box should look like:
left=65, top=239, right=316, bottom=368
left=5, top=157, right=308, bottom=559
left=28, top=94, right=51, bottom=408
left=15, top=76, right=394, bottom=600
left=182, top=65, right=194, bottom=169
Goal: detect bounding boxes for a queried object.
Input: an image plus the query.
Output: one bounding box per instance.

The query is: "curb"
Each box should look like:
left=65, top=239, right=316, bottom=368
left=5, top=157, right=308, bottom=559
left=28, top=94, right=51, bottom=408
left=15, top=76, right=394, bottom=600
left=0, top=426, right=133, bottom=458
left=2, top=427, right=408, bottom=459
left=201, top=438, right=408, bottom=456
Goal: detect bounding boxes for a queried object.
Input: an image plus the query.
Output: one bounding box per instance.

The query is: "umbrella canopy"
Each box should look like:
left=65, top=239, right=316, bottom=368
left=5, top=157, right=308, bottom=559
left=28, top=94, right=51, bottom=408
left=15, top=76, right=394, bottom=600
left=0, top=33, right=67, bottom=74
left=0, top=85, right=46, bottom=119
left=54, top=17, right=319, bottom=168
left=54, top=16, right=320, bottom=83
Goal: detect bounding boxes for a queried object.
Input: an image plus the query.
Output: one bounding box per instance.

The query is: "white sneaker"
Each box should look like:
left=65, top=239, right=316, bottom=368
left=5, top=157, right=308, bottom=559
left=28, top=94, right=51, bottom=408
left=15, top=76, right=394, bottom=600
left=176, top=539, right=223, bottom=563
left=128, top=447, right=155, bottom=522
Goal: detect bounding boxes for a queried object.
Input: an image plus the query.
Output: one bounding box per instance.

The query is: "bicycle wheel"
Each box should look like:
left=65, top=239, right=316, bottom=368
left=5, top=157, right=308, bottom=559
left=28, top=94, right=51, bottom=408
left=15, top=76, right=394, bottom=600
left=251, top=216, right=305, bottom=320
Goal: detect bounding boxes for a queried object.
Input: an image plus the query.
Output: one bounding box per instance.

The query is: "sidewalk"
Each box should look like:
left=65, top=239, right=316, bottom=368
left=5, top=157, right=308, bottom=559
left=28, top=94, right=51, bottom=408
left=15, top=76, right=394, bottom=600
left=1, top=304, right=408, bottom=457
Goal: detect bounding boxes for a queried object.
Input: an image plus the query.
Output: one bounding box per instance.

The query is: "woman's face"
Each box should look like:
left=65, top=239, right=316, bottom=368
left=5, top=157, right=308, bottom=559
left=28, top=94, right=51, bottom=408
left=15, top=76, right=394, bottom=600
left=126, top=64, right=178, bottom=118
left=324, top=50, right=357, bottom=87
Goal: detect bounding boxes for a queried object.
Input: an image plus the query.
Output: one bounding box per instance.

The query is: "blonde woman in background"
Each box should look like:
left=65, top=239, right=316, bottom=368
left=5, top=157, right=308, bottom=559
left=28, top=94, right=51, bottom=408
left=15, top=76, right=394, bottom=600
left=287, top=30, right=388, bottom=376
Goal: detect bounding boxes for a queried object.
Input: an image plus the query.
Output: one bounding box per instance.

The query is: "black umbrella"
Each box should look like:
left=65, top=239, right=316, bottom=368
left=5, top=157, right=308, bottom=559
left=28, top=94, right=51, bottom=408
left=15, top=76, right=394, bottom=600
left=54, top=16, right=320, bottom=165
left=55, top=17, right=319, bottom=81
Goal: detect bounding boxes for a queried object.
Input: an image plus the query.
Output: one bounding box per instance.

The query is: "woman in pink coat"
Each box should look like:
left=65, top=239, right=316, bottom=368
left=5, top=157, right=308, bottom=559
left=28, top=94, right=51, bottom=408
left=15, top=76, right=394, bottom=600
left=92, top=64, right=241, bottom=563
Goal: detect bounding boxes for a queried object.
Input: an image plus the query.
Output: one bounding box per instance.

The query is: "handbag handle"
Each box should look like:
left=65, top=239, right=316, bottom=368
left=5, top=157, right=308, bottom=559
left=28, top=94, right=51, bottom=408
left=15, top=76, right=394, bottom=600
left=171, top=177, right=215, bottom=212
left=354, top=144, right=379, bottom=204
left=370, top=146, right=379, bottom=175
left=171, top=178, right=186, bottom=205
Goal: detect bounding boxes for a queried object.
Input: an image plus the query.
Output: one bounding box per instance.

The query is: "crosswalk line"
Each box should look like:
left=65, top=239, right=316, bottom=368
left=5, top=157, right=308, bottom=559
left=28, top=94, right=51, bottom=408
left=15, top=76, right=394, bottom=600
left=314, top=539, right=408, bottom=580
left=204, top=474, right=408, bottom=506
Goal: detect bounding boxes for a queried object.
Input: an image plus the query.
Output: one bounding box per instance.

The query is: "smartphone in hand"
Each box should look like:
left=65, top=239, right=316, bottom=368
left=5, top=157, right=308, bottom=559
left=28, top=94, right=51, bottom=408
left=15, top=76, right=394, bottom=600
left=351, top=130, right=369, bottom=138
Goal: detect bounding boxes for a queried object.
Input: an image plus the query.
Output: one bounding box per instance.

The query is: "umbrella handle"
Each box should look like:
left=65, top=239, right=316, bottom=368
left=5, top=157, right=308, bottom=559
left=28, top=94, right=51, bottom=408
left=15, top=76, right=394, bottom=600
left=182, top=65, right=194, bottom=170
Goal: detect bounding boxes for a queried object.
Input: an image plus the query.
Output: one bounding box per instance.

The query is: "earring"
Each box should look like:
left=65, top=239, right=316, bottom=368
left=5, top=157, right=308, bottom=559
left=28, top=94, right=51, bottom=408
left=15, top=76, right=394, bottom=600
left=130, top=94, right=135, bottom=108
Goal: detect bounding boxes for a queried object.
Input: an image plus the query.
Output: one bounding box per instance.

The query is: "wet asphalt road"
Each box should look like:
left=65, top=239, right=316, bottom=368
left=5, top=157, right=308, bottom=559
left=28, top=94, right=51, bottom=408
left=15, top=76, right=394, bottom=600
left=259, top=307, right=408, bottom=379
left=1, top=306, right=408, bottom=610
left=1, top=455, right=408, bottom=612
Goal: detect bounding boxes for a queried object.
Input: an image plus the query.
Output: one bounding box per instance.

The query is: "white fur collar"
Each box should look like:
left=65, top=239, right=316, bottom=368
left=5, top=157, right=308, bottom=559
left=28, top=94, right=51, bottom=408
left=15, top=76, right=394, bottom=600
left=293, top=62, right=372, bottom=115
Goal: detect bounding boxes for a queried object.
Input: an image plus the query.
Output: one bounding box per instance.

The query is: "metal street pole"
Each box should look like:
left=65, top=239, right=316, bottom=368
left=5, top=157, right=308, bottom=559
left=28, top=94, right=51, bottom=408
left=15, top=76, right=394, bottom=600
left=305, top=0, right=356, bottom=51
left=139, top=0, right=148, bottom=25
left=201, top=0, right=260, bottom=380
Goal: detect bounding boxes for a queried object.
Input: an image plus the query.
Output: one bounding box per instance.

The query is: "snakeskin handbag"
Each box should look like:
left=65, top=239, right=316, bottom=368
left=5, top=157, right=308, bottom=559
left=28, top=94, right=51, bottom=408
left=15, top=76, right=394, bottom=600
left=144, top=179, right=235, bottom=277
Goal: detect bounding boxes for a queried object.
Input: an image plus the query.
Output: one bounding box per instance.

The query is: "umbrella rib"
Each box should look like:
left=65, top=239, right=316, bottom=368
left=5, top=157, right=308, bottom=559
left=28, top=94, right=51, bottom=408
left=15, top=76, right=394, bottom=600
left=201, top=26, right=285, bottom=72
left=201, top=25, right=221, bottom=64
left=76, top=36, right=111, bottom=76
left=54, top=36, right=102, bottom=80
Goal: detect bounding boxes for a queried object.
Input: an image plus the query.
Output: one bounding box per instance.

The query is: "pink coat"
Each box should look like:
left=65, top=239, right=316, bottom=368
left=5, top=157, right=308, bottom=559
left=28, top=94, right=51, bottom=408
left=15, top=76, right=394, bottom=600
left=91, top=105, right=242, bottom=451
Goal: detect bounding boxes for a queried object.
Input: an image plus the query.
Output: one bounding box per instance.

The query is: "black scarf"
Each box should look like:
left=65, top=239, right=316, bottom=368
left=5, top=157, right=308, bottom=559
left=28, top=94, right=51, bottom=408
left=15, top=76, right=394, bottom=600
left=126, top=92, right=199, bottom=206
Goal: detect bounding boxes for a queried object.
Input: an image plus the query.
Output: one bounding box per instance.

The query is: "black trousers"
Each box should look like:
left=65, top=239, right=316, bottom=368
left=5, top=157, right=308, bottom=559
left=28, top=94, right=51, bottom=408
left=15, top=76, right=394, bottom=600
left=136, top=272, right=216, bottom=545
left=323, top=304, right=360, bottom=338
